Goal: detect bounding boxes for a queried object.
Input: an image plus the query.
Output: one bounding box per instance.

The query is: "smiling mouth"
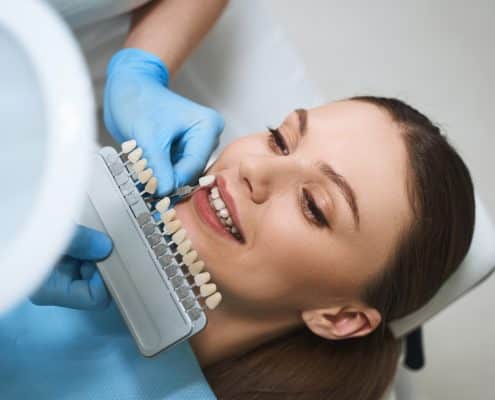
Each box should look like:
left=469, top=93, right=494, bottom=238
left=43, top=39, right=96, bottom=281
left=207, top=185, right=244, bottom=243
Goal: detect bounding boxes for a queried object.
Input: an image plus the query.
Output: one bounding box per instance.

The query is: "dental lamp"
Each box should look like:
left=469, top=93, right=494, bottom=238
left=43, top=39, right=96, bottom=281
left=0, top=1, right=95, bottom=314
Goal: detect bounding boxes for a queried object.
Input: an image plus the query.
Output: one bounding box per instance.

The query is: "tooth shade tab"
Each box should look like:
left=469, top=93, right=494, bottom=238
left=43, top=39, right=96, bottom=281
left=121, top=139, right=137, bottom=154
left=172, top=228, right=187, bottom=244
left=156, top=197, right=170, bottom=213
left=189, top=260, right=205, bottom=275
left=128, top=148, right=143, bottom=163
left=143, top=177, right=157, bottom=194
left=133, top=159, right=147, bottom=173
left=161, top=209, right=176, bottom=224
left=183, top=250, right=198, bottom=266
left=200, top=283, right=216, bottom=297
left=205, top=292, right=222, bottom=310
left=199, top=175, right=215, bottom=187
left=177, top=239, right=192, bottom=255
left=138, top=168, right=153, bottom=183
left=166, top=219, right=181, bottom=234
left=194, top=272, right=211, bottom=286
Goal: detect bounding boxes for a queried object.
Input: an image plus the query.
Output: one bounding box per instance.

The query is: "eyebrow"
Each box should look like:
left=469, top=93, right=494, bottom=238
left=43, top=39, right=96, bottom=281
left=294, top=108, right=360, bottom=230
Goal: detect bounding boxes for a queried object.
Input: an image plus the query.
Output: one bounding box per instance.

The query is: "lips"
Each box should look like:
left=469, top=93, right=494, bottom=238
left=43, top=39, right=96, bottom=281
left=192, top=176, right=245, bottom=244
left=215, top=176, right=245, bottom=242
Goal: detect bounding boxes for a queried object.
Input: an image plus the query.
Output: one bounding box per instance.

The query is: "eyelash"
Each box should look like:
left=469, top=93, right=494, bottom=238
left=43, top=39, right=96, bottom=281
left=267, top=127, right=289, bottom=155
left=267, top=127, right=329, bottom=228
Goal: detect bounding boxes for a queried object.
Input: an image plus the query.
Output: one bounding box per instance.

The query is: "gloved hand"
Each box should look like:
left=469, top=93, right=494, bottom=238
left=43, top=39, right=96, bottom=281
left=104, top=48, right=224, bottom=195
left=30, top=225, right=113, bottom=310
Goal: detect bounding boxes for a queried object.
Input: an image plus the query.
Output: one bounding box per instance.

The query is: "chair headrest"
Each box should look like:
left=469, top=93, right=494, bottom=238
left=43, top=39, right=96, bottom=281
left=389, top=195, right=495, bottom=337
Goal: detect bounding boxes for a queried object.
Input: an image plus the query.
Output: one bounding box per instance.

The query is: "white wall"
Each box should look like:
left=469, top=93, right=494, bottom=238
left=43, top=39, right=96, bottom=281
left=267, top=1, right=495, bottom=399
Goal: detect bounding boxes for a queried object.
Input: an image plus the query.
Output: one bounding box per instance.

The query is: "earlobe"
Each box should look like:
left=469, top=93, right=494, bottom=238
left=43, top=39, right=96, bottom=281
left=301, top=306, right=382, bottom=341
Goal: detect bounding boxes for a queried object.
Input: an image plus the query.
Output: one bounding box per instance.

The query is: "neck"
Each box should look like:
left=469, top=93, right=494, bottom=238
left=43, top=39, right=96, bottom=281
left=190, top=302, right=301, bottom=368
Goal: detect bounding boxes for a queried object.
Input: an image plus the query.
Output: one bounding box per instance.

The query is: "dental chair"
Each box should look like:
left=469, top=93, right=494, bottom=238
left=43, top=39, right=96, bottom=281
left=382, top=196, right=495, bottom=400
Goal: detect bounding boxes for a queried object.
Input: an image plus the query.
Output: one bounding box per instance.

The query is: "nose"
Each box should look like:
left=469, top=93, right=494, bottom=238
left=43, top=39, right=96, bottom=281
left=238, top=154, right=298, bottom=204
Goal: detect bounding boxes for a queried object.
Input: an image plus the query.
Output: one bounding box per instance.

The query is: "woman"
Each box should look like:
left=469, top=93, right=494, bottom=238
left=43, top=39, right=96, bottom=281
left=171, top=96, right=475, bottom=399
left=1, top=97, right=473, bottom=399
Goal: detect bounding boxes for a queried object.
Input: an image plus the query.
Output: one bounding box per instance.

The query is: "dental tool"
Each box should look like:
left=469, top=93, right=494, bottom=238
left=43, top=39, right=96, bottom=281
left=79, top=140, right=222, bottom=357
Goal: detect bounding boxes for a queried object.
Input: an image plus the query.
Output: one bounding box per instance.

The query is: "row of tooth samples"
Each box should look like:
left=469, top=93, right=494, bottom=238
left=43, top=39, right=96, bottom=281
left=117, top=140, right=157, bottom=195
left=153, top=193, right=222, bottom=311
left=119, top=140, right=223, bottom=311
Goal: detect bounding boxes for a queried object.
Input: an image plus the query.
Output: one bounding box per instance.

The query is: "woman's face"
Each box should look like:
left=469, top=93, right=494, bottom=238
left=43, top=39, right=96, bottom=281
left=175, top=100, right=412, bottom=315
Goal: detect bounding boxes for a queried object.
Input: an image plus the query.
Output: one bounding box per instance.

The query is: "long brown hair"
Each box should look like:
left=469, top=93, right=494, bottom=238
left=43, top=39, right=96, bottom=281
left=204, top=97, right=475, bottom=400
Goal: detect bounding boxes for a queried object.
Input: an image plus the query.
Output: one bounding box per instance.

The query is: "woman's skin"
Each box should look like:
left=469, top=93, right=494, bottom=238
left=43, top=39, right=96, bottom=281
left=175, top=100, right=413, bottom=367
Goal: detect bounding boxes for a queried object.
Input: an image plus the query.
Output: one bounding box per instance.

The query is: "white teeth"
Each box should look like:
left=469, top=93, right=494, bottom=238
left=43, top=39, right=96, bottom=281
left=138, top=168, right=153, bottom=183
left=189, top=260, right=205, bottom=275
left=172, top=228, right=187, bottom=244
left=194, top=272, right=211, bottom=286
left=121, top=139, right=137, bottom=154
left=166, top=219, right=181, bottom=234
left=207, top=187, right=242, bottom=240
left=143, top=177, right=157, bottom=194
left=183, top=250, right=198, bottom=266
left=199, top=175, right=215, bottom=187
left=205, top=292, right=222, bottom=310
left=128, top=148, right=143, bottom=163
left=133, top=159, right=147, bottom=173
left=211, top=187, right=220, bottom=199
left=156, top=197, right=170, bottom=213
left=177, top=239, right=192, bottom=255
left=161, top=209, right=176, bottom=224
left=200, top=283, right=216, bottom=297
left=213, top=198, right=225, bottom=210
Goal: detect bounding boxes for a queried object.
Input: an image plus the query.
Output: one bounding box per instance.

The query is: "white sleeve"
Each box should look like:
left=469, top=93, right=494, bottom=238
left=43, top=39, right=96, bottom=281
left=169, top=0, right=324, bottom=163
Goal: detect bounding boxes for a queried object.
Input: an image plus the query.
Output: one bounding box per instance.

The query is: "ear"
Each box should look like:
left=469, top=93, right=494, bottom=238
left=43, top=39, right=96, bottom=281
left=301, top=305, right=382, bottom=340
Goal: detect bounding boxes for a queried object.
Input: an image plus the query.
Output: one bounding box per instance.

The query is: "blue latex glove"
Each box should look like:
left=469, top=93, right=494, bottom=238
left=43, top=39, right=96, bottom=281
left=104, top=48, right=224, bottom=195
left=30, top=225, right=113, bottom=310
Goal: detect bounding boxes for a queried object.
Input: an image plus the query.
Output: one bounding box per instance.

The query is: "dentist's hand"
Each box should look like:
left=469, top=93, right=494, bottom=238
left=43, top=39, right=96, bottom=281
left=104, top=48, right=224, bottom=195
left=30, top=225, right=112, bottom=310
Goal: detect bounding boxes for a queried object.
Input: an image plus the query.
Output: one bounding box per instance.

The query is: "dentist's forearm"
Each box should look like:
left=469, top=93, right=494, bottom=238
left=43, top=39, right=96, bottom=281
left=125, top=0, right=228, bottom=77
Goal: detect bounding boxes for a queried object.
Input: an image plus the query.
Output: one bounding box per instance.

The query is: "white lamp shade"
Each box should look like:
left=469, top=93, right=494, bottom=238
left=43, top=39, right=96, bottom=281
left=0, top=1, right=95, bottom=313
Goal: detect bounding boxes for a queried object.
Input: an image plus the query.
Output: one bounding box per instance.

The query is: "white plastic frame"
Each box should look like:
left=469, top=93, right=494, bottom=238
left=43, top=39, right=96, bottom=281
left=0, top=1, right=95, bottom=313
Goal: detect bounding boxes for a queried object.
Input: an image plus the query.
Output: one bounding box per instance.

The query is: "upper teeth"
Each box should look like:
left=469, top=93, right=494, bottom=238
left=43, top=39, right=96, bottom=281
left=208, top=185, right=241, bottom=240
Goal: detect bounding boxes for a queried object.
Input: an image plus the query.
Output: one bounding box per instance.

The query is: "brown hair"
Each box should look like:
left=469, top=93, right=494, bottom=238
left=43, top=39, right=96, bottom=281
left=204, top=97, right=475, bottom=400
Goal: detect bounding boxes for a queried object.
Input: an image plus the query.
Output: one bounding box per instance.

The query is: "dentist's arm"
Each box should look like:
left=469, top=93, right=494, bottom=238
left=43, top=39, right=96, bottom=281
left=126, top=0, right=228, bottom=77
left=104, top=0, right=228, bottom=195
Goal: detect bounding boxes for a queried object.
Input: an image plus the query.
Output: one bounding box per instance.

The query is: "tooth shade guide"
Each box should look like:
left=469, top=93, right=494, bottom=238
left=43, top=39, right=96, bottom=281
left=138, top=168, right=153, bottom=183
left=161, top=209, right=176, bottom=223
left=119, top=139, right=137, bottom=155
left=127, top=147, right=143, bottom=163
left=172, top=228, right=187, bottom=244
left=132, top=159, right=147, bottom=173
left=199, top=174, right=215, bottom=187
left=139, top=177, right=157, bottom=195
left=155, top=197, right=171, bottom=213
left=205, top=292, right=222, bottom=310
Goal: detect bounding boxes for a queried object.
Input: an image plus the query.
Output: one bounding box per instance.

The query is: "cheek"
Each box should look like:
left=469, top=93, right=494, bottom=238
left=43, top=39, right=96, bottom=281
left=214, top=204, right=321, bottom=308
left=211, top=135, right=266, bottom=171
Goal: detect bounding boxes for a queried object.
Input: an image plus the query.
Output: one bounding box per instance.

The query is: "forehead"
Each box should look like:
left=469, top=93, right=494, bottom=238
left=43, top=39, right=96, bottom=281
left=296, top=101, right=412, bottom=266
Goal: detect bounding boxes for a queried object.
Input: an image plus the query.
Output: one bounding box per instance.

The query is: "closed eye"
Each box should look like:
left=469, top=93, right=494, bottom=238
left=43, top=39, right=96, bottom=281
left=267, top=127, right=289, bottom=155
left=301, top=188, right=330, bottom=228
